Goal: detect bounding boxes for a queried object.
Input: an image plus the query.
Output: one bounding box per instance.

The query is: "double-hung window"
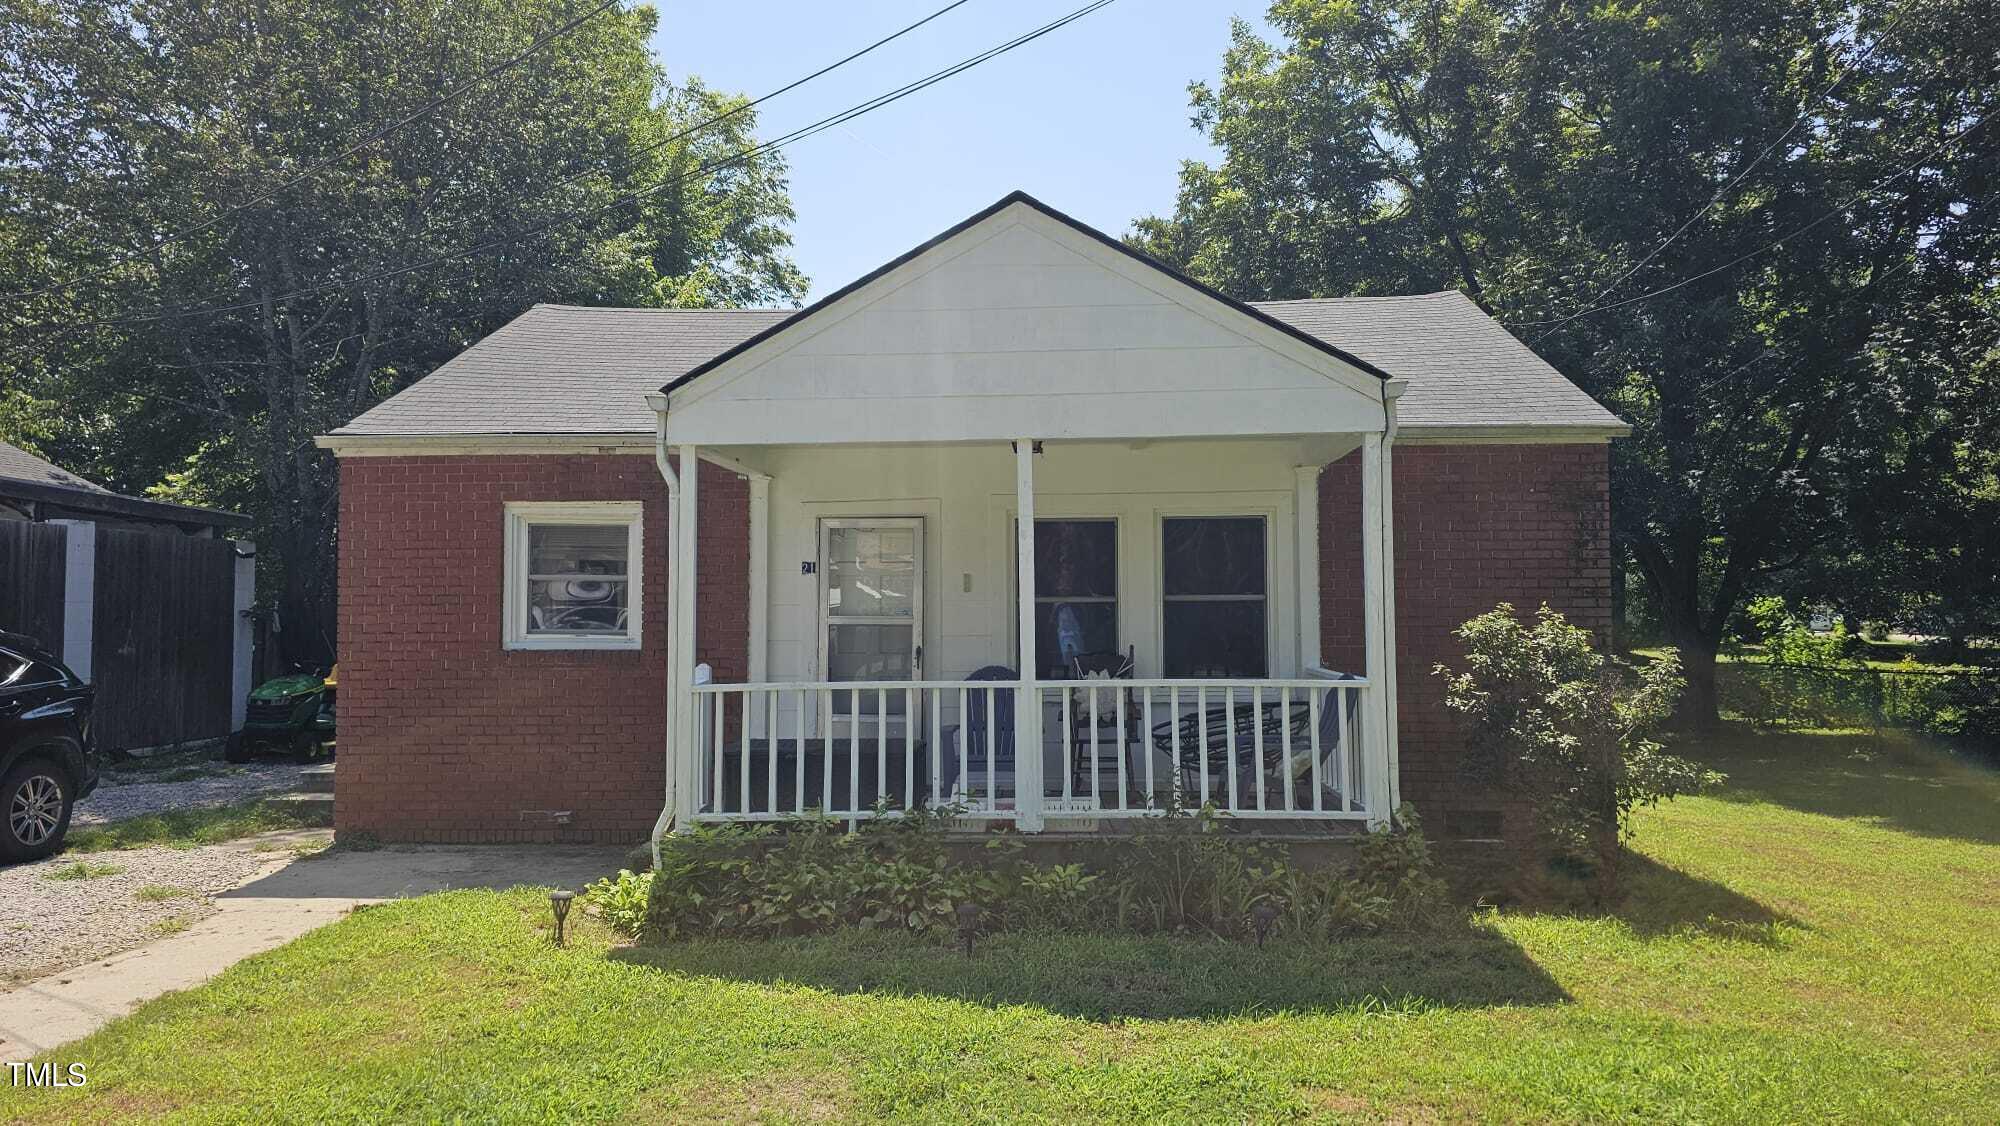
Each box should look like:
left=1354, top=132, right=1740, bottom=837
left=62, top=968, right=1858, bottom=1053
left=1161, top=516, right=1267, bottom=677
left=503, top=502, right=643, bottom=649
left=1031, top=519, right=1117, bottom=678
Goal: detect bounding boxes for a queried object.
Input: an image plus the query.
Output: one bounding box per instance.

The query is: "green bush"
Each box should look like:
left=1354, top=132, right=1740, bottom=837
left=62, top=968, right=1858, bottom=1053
left=638, top=803, right=1452, bottom=944
left=1436, top=602, right=1719, bottom=898
left=580, top=868, right=654, bottom=937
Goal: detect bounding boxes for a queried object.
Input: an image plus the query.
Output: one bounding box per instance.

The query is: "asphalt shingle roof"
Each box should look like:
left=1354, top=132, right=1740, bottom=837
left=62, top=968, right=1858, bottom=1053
left=0, top=438, right=111, bottom=492
left=332, top=293, right=1622, bottom=439
left=1253, top=292, right=1624, bottom=431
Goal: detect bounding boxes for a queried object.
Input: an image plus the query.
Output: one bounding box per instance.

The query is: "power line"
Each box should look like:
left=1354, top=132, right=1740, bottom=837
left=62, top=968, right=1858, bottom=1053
left=29, top=0, right=1121, bottom=336
left=1535, top=6, right=1914, bottom=332
left=518, top=0, right=978, bottom=214
left=1508, top=107, right=1991, bottom=333
left=4, top=0, right=625, bottom=303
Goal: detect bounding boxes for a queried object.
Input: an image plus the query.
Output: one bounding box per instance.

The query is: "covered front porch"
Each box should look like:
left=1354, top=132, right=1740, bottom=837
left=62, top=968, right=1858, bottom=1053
left=661, top=429, right=1402, bottom=834
left=645, top=192, right=1407, bottom=837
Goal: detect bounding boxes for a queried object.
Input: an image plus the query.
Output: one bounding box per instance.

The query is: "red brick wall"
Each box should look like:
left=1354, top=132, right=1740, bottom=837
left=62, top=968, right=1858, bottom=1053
left=1321, top=443, right=1612, bottom=841
left=334, top=454, right=747, bottom=843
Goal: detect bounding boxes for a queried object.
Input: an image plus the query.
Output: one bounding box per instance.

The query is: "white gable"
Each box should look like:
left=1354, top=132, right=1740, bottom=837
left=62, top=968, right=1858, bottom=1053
left=663, top=201, right=1387, bottom=446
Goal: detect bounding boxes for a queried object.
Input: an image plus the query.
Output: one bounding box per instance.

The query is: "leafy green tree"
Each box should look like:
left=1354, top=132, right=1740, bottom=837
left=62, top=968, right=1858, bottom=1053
left=1132, top=0, right=1999, bottom=725
left=0, top=0, right=804, bottom=659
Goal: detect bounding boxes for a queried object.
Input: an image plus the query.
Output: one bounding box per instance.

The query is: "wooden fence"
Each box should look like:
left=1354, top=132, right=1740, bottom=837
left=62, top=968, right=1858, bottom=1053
left=0, top=519, right=244, bottom=752
left=0, top=520, right=67, bottom=649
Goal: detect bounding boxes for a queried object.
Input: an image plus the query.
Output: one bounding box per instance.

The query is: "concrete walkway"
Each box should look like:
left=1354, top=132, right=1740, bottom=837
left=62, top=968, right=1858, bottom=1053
left=0, top=834, right=623, bottom=1062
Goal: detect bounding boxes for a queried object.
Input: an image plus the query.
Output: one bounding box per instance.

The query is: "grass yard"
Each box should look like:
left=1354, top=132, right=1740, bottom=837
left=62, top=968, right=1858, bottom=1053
left=61, top=798, right=330, bottom=854
left=4, top=726, right=1995, bottom=1123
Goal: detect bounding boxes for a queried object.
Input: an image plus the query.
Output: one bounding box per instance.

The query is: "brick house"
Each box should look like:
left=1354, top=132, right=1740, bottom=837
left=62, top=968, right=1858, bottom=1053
left=318, top=193, right=1624, bottom=848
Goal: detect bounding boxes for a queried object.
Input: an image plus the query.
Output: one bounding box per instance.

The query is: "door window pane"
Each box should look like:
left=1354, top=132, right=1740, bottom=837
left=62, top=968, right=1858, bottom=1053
left=825, top=527, right=916, bottom=617
left=1162, top=516, right=1267, bottom=677
left=828, top=623, right=912, bottom=714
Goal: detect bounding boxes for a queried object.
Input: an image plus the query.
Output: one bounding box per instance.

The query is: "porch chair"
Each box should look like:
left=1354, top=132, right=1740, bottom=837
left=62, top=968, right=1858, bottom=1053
left=1065, top=646, right=1136, bottom=798
left=1151, top=688, right=1366, bottom=812
left=937, top=665, right=1017, bottom=804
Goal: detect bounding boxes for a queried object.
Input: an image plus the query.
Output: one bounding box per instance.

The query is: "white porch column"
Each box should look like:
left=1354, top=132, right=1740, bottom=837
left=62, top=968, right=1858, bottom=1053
left=674, top=444, right=701, bottom=827
left=1294, top=465, right=1322, bottom=673
left=747, top=474, right=770, bottom=700
left=1013, top=438, right=1044, bottom=831
left=1359, top=433, right=1395, bottom=826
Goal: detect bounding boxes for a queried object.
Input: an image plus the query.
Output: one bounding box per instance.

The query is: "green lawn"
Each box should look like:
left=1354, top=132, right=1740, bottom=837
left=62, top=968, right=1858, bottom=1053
left=6, top=726, right=1996, bottom=1123
left=62, top=798, right=330, bottom=854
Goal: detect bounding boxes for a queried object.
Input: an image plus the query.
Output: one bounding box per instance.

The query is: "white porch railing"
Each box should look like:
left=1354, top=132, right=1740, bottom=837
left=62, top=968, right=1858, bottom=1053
left=686, top=674, right=1376, bottom=827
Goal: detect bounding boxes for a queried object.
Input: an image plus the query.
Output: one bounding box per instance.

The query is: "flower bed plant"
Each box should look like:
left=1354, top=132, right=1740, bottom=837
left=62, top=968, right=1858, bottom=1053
left=590, top=805, right=1452, bottom=943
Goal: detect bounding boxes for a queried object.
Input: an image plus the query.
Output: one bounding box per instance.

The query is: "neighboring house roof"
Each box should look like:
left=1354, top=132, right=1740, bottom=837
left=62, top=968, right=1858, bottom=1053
left=329, top=194, right=1625, bottom=442
left=0, top=437, right=249, bottom=530
left=0, top=438, right=110, bottom=493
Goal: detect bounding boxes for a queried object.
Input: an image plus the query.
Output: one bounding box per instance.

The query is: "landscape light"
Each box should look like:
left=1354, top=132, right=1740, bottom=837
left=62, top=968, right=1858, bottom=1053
left=549, top=890, right=576, bottom=946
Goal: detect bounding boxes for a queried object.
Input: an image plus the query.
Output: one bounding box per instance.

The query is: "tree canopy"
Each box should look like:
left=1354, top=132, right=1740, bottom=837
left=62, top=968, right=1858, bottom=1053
left=1132, top=0, right=1999, bottom=721
left=0, top=0, right=805, bottom=659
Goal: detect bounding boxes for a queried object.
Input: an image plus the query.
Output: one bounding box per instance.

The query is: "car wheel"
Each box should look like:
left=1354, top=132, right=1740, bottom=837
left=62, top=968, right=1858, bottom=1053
left=224, top=732, right=253, bottom=763
left=2, top=756, right=73, bottom=863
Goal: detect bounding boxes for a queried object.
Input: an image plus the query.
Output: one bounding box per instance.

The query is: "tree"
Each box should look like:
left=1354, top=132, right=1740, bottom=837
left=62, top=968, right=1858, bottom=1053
left=1787, top=261, right=2000, bottom=657
left=1131, top=0, right=1999, bottom=725
left=0, top=0, right=805, bottom=660
left=1435, top=604, right=1714, bottom=898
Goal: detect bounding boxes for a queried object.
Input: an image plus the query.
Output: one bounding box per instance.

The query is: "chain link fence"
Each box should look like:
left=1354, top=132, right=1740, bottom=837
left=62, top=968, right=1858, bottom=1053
left=1717, top=660, right=2000, bottom=758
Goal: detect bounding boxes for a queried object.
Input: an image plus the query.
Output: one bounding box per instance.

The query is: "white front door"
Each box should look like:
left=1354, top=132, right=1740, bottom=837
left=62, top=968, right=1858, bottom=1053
left=817, top=518, right=923, bottom=731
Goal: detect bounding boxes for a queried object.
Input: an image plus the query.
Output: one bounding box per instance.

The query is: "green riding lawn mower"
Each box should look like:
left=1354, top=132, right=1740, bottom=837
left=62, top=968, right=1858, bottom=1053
left=227, top=664, right=336, bottom=762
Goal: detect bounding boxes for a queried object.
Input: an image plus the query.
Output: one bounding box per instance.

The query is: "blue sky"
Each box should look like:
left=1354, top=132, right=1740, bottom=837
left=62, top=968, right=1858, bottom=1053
left=650, top=1, right=1271, bottom=303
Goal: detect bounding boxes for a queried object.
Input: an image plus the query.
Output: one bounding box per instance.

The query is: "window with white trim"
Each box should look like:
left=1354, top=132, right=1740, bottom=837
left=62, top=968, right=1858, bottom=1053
left=1161, top=516, right=1267, bottom=677
left=503, top=502, right=643, bottom=649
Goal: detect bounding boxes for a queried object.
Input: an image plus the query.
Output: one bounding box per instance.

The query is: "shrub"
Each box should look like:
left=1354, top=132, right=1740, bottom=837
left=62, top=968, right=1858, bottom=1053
left=638, top=803, right=1453, bottom=944
left=1436, top=602, right=1721, bottom=898
left=581, top=869, right=654, bottom=937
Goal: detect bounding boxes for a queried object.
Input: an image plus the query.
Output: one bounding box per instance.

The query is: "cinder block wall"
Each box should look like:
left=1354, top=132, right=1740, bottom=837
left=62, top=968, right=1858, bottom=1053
left=1321, top=443, right=1612, bottom=842
left=334, top=454, right=747, bottom=842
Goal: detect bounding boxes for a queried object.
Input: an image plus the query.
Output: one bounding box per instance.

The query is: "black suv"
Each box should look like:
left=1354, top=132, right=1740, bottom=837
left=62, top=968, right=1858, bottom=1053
left=0, top=631, right=98, bottom=862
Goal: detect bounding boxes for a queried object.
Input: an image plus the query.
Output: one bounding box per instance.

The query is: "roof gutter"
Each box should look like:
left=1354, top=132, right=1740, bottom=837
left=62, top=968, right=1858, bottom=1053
left=646, top=392, right=679, bottom=868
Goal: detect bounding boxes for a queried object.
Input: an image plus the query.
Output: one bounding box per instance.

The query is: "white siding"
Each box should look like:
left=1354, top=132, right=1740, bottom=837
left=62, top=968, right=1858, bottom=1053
left=665, top=207, right=1385, bottom=446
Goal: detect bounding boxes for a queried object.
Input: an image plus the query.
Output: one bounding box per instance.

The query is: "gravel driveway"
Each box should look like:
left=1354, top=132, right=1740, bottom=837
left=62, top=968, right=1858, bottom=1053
left=0, top=839, right=308, bottom=985
left=74, top=757, right=313, bottom=825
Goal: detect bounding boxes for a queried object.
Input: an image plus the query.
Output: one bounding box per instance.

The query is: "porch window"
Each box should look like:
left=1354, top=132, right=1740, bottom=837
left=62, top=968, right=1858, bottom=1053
left=1032, top=519, right=1117, bottom=678
left=1161, top=516, right=1266, bottom=677
left=502, top=501, right=643, bottom=650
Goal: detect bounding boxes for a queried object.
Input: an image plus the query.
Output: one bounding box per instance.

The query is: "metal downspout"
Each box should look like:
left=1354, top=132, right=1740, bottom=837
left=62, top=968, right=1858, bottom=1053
left=647, top=393, right=678, bottom=868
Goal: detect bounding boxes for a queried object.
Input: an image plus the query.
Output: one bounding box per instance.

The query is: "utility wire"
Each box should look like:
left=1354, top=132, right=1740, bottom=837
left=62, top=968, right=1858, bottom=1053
left=1508, top=106, right=1991, bottom=332
left=27, top=0, right=1120, bottom=336
left=4, top=0, right=625, bottom=302
left=521, top=0, right=978, bottom=211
